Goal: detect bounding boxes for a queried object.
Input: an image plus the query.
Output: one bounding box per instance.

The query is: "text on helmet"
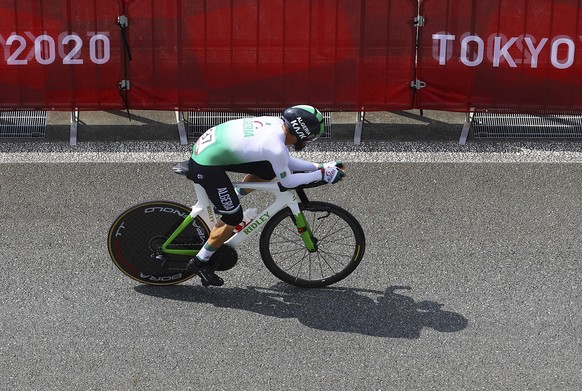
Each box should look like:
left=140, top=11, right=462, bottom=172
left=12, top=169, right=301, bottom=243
left=291, top=117, right=310, bottom=139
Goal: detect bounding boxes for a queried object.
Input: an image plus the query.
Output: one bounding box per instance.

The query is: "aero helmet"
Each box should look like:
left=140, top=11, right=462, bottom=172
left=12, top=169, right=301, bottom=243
left=282, top=105, right=325, bottom=141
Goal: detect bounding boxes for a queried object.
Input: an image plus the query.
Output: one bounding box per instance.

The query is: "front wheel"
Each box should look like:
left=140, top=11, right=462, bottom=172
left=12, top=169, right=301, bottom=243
left=259, top=201, right=365, bottom=288
left=108, top=201, right=210, bottom=285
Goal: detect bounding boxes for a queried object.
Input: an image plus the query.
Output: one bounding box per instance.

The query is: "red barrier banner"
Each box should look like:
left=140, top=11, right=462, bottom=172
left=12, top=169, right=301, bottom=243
left=416, top=0, right=582, bottom=111
left=4, top=0, right=582, bottom=113
left=125, top=0, right=416, bottom=111
left=0, top=0, right=124, bottom=110
left=0, top=0, right=416, bottom=111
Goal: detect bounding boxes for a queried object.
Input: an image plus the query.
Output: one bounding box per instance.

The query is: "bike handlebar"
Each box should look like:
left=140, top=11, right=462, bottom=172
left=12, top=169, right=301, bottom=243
left=277, top=179, right=327, bottom=206
left=277, top=179, right=328, bottom=192
left=296, top=180, right=329, bottom=189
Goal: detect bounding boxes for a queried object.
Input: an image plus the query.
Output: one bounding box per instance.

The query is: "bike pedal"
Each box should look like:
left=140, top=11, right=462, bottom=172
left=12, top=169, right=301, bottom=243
left=151, top=253, right=168, bottom=267
left=191, top=271, right=206, bottom=285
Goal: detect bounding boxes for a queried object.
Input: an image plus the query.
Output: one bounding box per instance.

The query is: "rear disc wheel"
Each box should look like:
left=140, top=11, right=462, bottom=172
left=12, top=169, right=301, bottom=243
left=108, top=201, right=210, bottom=285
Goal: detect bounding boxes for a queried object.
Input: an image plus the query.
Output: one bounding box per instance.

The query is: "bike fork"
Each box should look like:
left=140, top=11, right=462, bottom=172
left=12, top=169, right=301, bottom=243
left=294, top=211, right=318, bottom=252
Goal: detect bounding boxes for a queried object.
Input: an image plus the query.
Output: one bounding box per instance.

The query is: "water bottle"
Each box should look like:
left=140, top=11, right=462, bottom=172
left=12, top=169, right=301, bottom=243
left=233, top=208, right=259, bottom=233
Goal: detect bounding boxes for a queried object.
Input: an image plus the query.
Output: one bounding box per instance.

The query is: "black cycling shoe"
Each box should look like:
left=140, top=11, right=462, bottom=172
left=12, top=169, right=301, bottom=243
left=186, top=257, right=224, bottom=287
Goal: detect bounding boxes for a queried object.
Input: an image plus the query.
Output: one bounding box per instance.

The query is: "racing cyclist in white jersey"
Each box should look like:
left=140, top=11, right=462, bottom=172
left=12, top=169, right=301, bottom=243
left=185, top=105, right=345, bottom=286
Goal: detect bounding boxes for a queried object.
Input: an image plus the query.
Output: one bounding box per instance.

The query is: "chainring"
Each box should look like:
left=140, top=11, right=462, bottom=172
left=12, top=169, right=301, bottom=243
left=209, top=245, right=238, bottom=271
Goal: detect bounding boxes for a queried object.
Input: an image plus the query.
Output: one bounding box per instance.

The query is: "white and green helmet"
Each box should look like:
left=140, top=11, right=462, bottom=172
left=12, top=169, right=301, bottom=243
left=282, top=105, right=325, bottom=141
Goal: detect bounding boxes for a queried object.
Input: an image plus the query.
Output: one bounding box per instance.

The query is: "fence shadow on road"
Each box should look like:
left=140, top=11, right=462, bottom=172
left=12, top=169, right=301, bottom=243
left=134, top=284, right=468, bottom=339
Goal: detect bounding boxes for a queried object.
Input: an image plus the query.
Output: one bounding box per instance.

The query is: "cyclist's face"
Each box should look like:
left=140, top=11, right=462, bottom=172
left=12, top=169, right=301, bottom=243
left=293, top=140, right=309, bottom=151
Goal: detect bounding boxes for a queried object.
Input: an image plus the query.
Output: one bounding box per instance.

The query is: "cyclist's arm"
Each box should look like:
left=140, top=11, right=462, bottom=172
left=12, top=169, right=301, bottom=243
left=289, top=157, right=344, bottom=172
left=267, top=148, right=321, bottom=188
left=279, top=170, right=322, bottom=189
left=288, top=157, right=318, bottom=172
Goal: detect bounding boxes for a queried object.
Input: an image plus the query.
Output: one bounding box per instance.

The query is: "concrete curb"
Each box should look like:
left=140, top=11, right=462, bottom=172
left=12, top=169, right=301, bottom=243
left=3, top=139, right=582, bottom=163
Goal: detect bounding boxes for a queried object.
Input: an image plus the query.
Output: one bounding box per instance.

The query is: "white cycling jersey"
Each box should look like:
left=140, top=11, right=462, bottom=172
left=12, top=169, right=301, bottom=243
left=191, top=117, right=322, bottom=188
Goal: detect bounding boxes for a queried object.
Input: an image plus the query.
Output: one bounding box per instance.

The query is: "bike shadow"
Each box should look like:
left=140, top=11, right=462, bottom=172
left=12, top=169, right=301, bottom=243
left=134, top=283, right=468, bottom=339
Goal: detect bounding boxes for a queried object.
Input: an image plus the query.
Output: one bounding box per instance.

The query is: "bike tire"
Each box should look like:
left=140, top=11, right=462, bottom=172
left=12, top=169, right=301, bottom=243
left=107, top=201, right=210, bottom=286
left=259, top=201, right=365, bottom=288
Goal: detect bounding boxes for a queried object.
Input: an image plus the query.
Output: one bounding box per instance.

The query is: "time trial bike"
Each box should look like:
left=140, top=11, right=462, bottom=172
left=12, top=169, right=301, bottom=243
left=107, top=161, right=365, bottom=288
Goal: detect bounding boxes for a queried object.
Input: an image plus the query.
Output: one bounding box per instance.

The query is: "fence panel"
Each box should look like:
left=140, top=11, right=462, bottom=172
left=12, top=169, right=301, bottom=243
left=125, top=0, right=416, bottom=111
left=0, top=0, right=124, bottom=110
left=416, top=0, right=582, bottom=111
left=0, top=0, right=416, bottom=111
left=6, top=1, right=582, bottom=113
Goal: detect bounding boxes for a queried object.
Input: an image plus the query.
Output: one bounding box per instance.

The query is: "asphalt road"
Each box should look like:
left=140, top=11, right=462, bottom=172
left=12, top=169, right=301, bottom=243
left=1, top=155, right=582, bottom=390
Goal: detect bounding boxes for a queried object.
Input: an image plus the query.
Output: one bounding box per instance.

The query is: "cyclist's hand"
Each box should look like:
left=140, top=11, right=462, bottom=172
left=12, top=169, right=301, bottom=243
left=318, top=161, right=344, bottom=170
left=321, top=166, right=346, bottom=184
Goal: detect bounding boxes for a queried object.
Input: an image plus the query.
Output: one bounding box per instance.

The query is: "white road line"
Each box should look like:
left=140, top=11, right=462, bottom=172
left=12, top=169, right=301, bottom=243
left=3, top=141, right=582, bottom=163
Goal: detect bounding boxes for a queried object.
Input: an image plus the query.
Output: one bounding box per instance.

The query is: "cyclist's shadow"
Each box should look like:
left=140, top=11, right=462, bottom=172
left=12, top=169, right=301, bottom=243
left=135, top=283, right=468, bottom=339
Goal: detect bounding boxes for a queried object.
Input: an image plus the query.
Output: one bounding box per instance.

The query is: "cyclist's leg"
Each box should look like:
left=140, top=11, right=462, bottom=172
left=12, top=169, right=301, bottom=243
left=188, top=159, right=244, bottom=247
left=187, top=160, right=244, bottom=285
left=206, top=161, right=276, bottom=232
left=226, top=161, right=276, bottom=195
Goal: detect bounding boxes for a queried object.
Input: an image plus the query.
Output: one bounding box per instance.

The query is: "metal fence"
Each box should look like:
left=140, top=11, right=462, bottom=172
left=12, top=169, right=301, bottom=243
left=471, top=110, right=582, bottom=139
left=0, top=111, right=47, bottom=138
left=184, top=109, right=332, bottom=138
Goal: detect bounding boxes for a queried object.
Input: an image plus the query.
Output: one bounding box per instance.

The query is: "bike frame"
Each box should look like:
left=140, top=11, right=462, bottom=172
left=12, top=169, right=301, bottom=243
left=160, top=181, right=315, bottom=257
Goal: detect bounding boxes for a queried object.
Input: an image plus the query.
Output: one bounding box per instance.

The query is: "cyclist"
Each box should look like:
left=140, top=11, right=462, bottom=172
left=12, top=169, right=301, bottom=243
left=186, top=104, right=345, bottom=286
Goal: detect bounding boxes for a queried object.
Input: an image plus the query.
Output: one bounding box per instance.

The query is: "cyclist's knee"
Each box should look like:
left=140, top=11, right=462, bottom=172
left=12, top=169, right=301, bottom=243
left=220, top=207, right=243, bottom=226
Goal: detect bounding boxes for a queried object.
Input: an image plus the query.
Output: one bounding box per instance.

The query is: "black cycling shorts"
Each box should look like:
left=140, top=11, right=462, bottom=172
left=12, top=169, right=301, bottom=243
left=225, top=161, right=276, bottom=181
left=188, top=159, right=275, bottom=226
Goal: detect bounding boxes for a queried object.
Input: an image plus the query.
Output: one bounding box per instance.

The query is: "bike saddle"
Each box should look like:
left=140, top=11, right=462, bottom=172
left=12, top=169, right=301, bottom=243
left=172, top=160, right=190, bottom=176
